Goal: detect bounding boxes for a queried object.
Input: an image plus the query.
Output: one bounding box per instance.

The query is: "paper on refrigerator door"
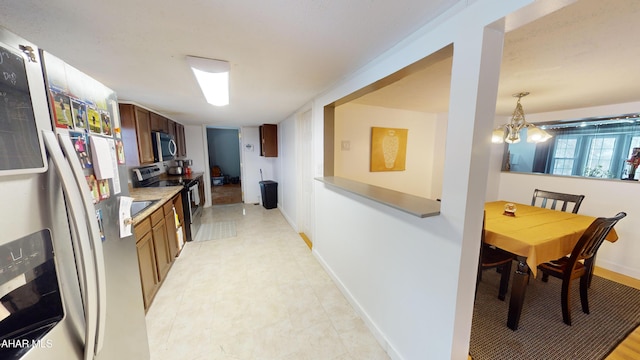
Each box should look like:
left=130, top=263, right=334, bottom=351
left=90, top=136, right=114, bottom=180
left=119, top=196, right=134, bottom=238
left=106, top=138, right=121, bottom=194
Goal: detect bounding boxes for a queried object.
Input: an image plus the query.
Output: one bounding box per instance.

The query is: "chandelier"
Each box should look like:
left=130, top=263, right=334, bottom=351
left=492, top=92, right=552, bottom=144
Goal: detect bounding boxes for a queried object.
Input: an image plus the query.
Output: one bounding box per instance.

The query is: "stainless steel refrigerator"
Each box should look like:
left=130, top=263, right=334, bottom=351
left=0, top=27, right=149, bottom=359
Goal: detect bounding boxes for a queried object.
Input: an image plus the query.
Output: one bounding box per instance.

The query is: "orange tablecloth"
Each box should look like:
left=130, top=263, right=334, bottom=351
left=484, top=201, right=618, bottom=277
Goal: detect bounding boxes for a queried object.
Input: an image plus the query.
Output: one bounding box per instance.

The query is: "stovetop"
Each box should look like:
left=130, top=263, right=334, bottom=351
left=157, top=179, right=189, bottom=187
left=132, top=165, right=198, bottom=188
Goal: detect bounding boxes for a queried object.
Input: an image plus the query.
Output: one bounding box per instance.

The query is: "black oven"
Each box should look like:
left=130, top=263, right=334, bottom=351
left=186, top=181, right=202, bottom=241
left=132, top=166, right=201, bottom=242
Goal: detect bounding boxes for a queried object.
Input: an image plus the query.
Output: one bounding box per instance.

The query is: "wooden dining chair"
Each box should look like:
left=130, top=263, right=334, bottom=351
left=477, top=212, right=515, bottom=301
left=537, top=212, right=626, bottom=325
left=531, top=189, right=585, bottom=214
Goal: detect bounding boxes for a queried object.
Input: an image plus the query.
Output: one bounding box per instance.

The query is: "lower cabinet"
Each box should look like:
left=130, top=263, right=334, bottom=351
left=136, top=230, right=158, bottom=311
left=134, top=193, right=184, bottom=312
left=151, top=209, right=171, bottom=282
left=164, top=195, right=180, bottom=259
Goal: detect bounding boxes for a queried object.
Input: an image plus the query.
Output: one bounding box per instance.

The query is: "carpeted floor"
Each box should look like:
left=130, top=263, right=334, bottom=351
left=470, top=267, right=640, bottom=360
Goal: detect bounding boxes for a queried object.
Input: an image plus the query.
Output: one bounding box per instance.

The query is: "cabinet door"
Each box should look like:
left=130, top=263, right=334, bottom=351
left=164, top=210, right=178, bottom=260
left=135, top=107, right=155, bottom=164
left=260, top=124, right=278, bottom=157
left=136, top=231, right=158, bottom=310
left=168, top=119, right=177, bottom=140
left=176, top=123, right=187, bottom=157
left=152, top=215, right=171, bottom=282
left=173, top=193, right=184, bottom=226
left=150, top=112, right=168, bottom=133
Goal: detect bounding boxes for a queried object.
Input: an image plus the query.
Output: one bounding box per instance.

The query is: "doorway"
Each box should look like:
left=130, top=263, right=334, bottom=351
left=206, top=127, right=243, bottom=205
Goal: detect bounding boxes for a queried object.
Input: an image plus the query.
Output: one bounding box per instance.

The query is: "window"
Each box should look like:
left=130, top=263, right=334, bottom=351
left=584, top=136, right=616, bottom=177
left=551, top=137, right=578, bottom=175
left=506, top=113, right=640, bottom=181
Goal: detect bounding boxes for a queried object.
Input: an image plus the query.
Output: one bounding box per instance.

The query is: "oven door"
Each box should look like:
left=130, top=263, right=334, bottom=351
left=188, top=182, right=201, bottom=218
left=187, top=181, right=202, bottom=239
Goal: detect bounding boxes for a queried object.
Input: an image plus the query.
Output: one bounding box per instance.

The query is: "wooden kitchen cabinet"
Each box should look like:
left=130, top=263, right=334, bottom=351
left=135, top=220, right=158, bottom=311
left=120, top=104, right=154, bottom=165
left=164, top=195, right=179, bottom=260
left=151, top=208, right=171, bottom=283
left=150, top=112, right=169, bottom=133
left=120, top=103, right=187, bottom=165
left=167, top=119, right=177, bottom=141
left=134, top=194, right=184, bottom=311
left=173, top=193, right=185, bottom=256
left=176, top=123, right=187, bottom=157
left=259, top=124, right=278, bottom=157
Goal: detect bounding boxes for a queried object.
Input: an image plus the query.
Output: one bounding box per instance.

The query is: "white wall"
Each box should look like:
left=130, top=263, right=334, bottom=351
left=304, top=1, right=549, bottom=358
left=334, top=103, right=444, bottom=199
left=314, top=183, right=460, bottom=358
left=278, top=115, right=298, bottom=228
left=184, top=124, right=211, bottom=206
left=488, top=101, right=640, bottom=279
left=240, top=126, right=276, bottom=205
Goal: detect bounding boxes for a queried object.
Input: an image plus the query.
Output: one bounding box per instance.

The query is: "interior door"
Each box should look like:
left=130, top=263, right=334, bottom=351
left=296, top=109, right=313, bottom=245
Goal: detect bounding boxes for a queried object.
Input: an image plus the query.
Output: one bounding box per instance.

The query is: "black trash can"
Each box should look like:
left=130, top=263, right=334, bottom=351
left=259, top=180, right=278, bottom=209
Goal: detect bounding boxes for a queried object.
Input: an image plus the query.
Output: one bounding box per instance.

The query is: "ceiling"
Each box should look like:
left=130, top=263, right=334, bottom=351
left=0, top=0, right=459, bottom=126
left=0, top=0, right=638, bottom=127
left=354, top=0, right=640, bottom=117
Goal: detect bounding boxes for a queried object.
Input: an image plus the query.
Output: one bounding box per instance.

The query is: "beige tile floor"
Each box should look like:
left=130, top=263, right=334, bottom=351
left=145, top=203, right=390, bottom=360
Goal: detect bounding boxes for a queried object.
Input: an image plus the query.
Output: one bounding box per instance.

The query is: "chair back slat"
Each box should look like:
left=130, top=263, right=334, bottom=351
left=571, top=212, right=626, bottom=264
left=531, top=189, right=585, bottom=214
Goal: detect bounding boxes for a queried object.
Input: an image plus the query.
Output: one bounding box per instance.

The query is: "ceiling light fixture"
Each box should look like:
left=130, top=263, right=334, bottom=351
left=492, top=92, right=552, bottom=144
left=186, top=56, right=230, bottom=106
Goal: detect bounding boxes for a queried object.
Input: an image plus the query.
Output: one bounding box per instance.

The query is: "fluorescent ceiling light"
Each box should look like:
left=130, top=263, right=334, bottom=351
left=186, top=56, right=229, bottom=106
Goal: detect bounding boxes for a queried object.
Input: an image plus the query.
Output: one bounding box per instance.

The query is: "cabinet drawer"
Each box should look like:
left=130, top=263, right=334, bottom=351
left=134, top=217, right=151, bottom=240
left=163, top=200, right=174, bottom=216
left=150, top=207, right=164, bottom=226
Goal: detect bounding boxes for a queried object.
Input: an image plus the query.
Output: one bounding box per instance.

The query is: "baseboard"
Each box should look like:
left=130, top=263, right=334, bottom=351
left=278, top=206, right=298, bottom=233
left=595, top=260, right=640, bottom=284
left=594, top=265, right=640, bottom=290
left=312, top=250, right=404, bottom=360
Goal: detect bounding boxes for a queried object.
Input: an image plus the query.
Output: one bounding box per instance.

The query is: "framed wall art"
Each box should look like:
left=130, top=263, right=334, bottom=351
left=370, top=127, right=408, bottom=172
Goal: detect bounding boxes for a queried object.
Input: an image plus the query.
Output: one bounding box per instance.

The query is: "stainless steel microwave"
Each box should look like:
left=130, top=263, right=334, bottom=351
left=151, top=131, right=177, bottom=162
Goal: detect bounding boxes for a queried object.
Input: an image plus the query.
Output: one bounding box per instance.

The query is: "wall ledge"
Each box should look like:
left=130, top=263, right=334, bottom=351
left=315, top=176, right=440, bottom=218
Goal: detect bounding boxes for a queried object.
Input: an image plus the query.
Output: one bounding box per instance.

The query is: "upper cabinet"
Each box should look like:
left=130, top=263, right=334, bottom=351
left=176, top=123, right=187, bottom=157
left=120, top=103, right=187, bottom=165
left=167, top=119, right=177, bottom=140
left=120, top=104, right=154, bottom=165
left=150, top=112, right=169, bottom=133
left=259, top=124, right=278, bottom=157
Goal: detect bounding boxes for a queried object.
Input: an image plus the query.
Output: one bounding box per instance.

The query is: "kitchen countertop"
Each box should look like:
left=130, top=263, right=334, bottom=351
left=315, top=176, right=441, bottom=218
left=129, top=186, right=183, bottom=224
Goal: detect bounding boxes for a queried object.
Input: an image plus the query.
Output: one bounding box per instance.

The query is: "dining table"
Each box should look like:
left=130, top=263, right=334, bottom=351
left=483, top=200, right=619, bottom=330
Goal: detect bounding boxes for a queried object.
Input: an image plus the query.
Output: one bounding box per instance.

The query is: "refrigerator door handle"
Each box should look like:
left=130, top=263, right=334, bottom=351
left=58, top=133, right=108, bottom=355
left=43, top=131, right=98, bottom=360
